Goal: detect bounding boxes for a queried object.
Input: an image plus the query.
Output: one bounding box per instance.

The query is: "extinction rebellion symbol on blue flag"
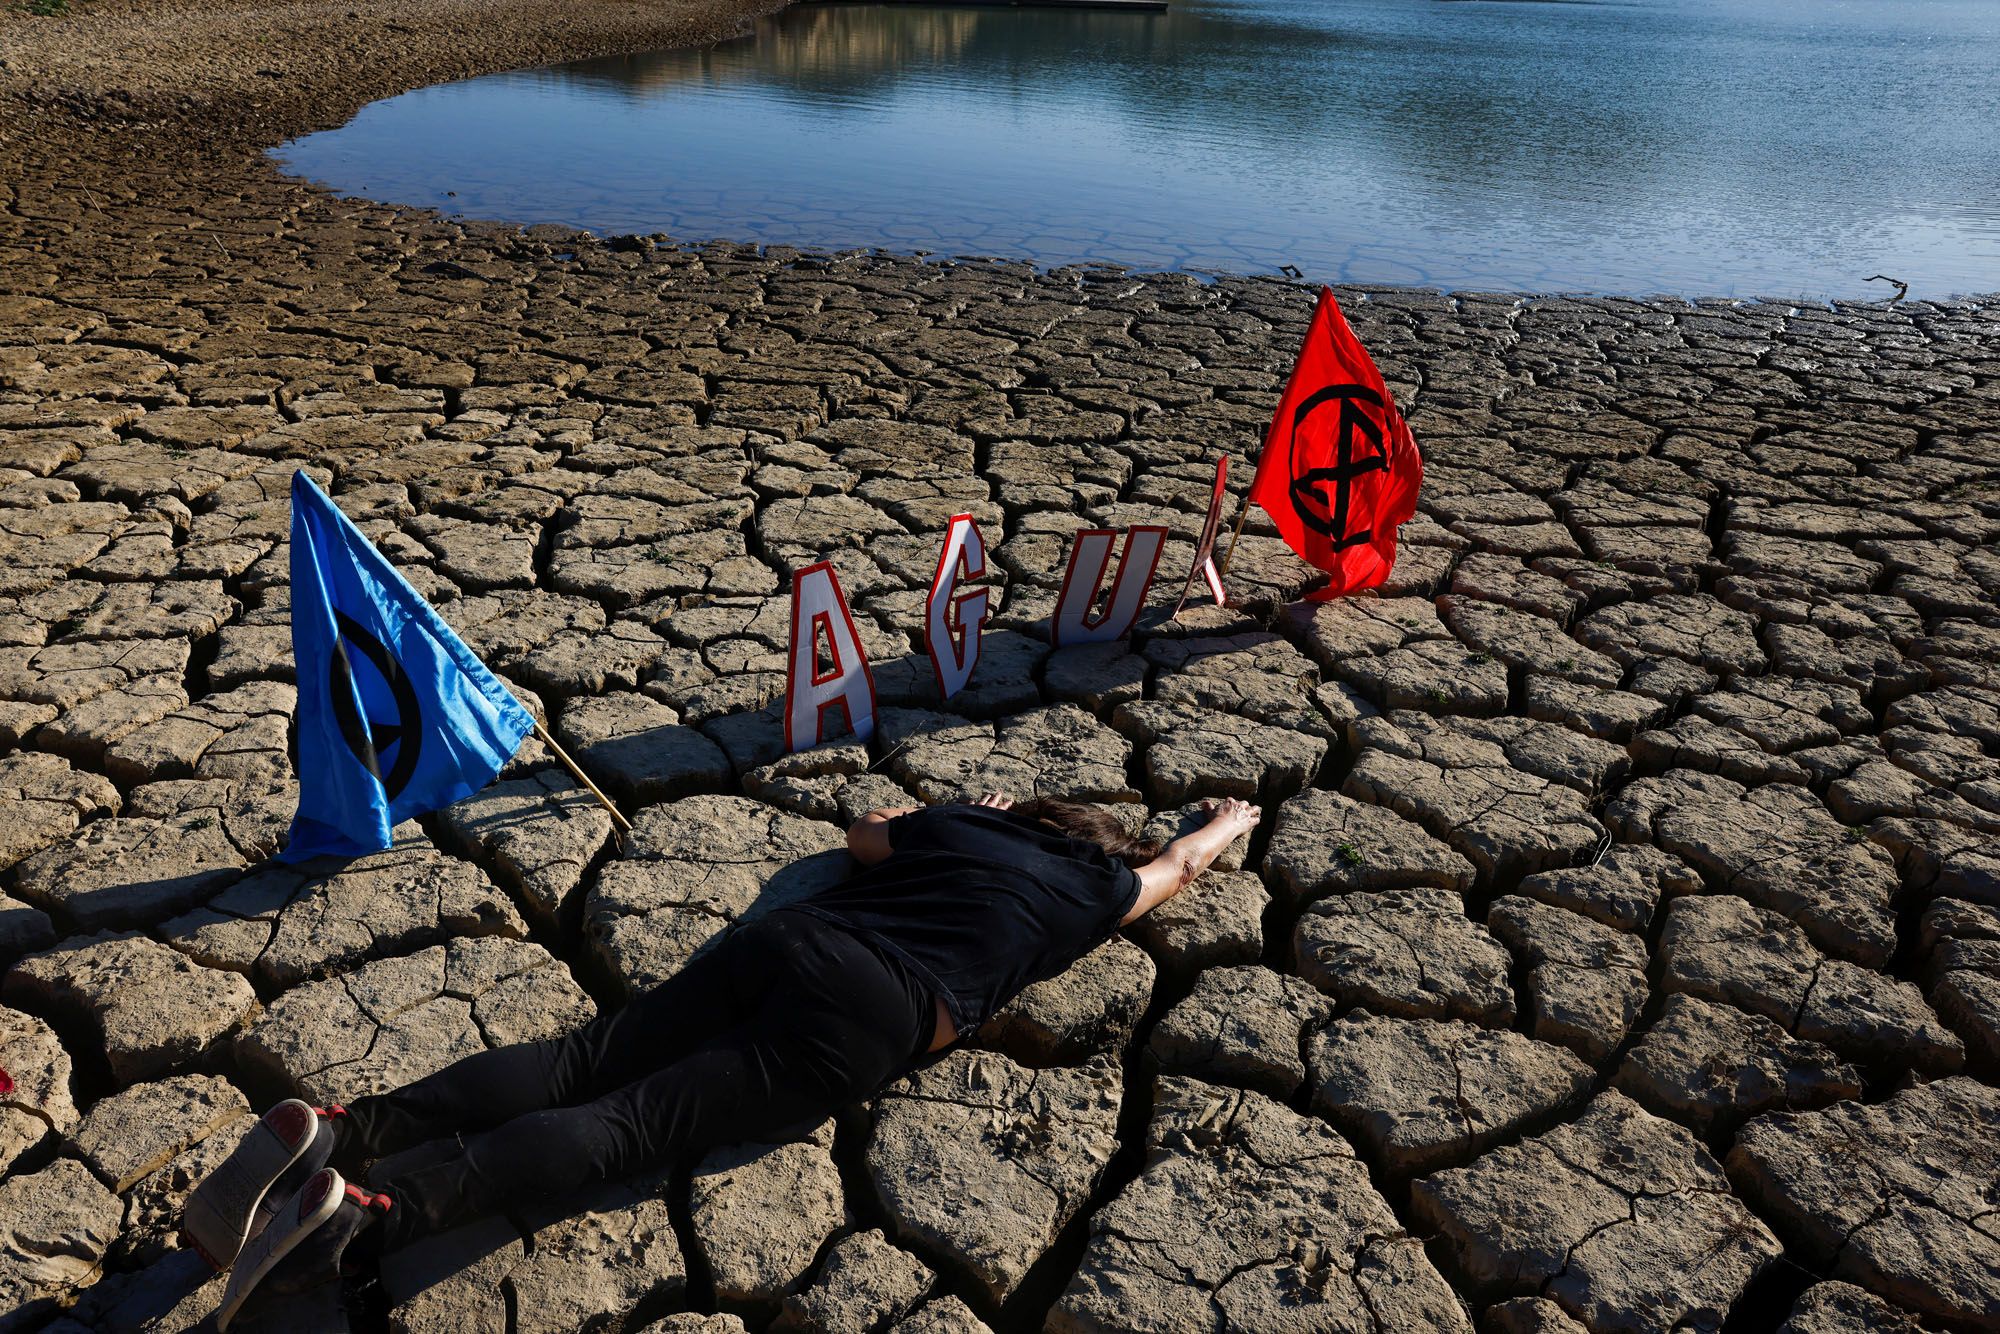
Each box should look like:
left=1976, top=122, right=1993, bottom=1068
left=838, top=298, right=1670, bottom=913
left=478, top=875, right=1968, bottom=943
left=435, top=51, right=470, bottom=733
left=280, top=471, right=534, bottom=863
left=329, top=608, right=423, bottom=801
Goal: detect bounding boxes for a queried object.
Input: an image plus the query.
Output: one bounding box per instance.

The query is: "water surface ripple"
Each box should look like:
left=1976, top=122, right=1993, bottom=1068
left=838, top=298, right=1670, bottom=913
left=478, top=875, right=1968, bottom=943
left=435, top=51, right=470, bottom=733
left=274, top=0, right=2000, bottom=298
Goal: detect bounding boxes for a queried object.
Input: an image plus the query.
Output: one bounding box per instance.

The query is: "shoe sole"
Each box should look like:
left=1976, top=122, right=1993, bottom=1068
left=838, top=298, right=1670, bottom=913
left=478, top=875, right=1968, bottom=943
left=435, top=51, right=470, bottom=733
left=216, top=1168, right=344, bottom=1332
left=182, top=1099, right=318, bottom=1271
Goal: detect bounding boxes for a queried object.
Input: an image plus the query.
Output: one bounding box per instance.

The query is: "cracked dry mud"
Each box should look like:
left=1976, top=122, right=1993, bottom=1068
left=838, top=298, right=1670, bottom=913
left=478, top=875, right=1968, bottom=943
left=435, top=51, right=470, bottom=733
left=2, top=53, right=1998, bottom=1334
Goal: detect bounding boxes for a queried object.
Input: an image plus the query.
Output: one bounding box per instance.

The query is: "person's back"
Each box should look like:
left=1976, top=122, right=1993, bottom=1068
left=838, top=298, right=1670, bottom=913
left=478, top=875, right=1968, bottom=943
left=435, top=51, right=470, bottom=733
left=191, top=789, right=1256, bottom=1328
left=789, top=801, right=1143, bottom=1038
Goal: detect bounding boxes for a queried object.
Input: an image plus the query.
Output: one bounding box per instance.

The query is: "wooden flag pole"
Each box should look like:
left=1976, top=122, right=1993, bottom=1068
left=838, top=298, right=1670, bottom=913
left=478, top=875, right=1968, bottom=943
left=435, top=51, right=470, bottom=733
left=532, top=719, right=634, bottom=835
left=1217, top=494, right=1254, bottom=578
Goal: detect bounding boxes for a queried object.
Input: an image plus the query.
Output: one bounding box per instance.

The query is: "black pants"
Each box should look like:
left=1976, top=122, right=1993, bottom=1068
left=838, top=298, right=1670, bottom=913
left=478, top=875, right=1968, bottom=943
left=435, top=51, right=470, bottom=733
left=339, top=908, right=936, bottom=1251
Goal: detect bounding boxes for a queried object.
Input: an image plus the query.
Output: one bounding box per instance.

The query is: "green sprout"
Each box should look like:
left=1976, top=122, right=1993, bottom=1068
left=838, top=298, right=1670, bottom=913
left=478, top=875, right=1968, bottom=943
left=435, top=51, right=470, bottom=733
left=1336, top=841, right=1364, bottom=867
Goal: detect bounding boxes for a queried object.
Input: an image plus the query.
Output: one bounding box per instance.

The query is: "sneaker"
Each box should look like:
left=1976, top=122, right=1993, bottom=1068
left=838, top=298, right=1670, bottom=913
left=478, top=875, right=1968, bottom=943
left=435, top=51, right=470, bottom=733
left=216, top=1167, right=391, bottom=1330
left=182, top=1099, right=347, bottom=1271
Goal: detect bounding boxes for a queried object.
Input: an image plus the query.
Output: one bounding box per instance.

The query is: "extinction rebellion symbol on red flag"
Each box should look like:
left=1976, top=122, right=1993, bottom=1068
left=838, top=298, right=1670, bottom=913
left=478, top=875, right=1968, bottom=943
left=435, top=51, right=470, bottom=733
left=1246, top=287, right=1422, bottom=600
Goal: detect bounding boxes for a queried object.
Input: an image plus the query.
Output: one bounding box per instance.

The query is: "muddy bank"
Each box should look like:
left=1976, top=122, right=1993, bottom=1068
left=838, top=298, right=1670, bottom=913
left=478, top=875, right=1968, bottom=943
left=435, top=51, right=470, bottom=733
left=0, top=0, right=786, bottom=150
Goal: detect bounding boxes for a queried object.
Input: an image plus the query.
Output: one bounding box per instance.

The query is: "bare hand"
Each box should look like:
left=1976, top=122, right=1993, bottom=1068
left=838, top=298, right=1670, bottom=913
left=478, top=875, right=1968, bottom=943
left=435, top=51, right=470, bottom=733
left=1200, top=797, right=1260, bottom=839
left=973, top=791, right=1014, bottom=810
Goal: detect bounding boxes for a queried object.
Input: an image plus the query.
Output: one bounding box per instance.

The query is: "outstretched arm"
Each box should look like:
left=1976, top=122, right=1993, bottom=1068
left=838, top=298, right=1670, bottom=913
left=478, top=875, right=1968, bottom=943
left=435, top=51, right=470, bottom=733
left=1121, top=797, right=1260, bottom=926
left=847, top=791, right=1011, bottom=865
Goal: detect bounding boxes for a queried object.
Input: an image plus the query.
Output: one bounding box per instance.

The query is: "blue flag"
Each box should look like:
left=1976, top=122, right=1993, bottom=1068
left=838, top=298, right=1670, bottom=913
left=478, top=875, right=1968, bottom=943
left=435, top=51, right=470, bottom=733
left=280, top=471, right=534, bottom=862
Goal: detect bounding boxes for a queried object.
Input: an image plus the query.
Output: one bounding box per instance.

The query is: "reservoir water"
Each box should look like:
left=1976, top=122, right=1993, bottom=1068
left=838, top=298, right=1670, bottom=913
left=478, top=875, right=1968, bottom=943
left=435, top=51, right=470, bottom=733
left=273, top=0, right=2000, bottom=299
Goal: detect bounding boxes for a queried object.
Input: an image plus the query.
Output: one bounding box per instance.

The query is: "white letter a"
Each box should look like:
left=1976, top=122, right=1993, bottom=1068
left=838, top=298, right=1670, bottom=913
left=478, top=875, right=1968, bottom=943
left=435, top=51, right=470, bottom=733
left=786, top=561, right=876, bottom=751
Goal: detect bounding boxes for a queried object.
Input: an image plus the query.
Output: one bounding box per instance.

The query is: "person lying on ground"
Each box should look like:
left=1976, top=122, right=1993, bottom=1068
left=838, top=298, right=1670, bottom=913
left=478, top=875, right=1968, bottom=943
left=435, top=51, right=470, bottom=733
left=188, top=790, right=1262, bottom=1328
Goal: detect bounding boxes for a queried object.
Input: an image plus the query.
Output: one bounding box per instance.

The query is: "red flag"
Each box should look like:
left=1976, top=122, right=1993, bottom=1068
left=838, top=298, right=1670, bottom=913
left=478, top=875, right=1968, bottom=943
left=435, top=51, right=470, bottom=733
left=1247, top=288, right=1422, bottom=599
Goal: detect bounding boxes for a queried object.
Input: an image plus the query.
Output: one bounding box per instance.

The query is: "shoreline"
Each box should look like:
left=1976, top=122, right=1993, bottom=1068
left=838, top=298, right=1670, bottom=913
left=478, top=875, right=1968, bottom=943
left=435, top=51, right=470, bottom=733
left=6, top=0, right=1993, bottom=307
left=0, top=0, right=790, bottom=154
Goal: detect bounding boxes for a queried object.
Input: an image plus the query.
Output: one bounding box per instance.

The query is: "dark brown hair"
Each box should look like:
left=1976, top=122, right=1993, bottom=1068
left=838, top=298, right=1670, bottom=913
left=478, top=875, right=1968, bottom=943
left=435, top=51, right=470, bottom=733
left=1014, top=797, right=1161, bottom=866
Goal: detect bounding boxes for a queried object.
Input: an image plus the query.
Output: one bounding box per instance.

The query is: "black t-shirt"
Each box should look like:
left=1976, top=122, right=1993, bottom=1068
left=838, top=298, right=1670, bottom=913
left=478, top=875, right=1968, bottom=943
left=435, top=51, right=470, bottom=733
left=789, top=803, right=1144, bottom=1038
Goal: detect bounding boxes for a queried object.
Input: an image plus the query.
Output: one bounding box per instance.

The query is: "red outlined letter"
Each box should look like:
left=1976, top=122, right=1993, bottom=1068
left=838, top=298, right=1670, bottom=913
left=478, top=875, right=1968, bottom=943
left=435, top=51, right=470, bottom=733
left=1052, top=525, right=1168, bottom=646
left=925, top=513, right=991, bottom=700
left=785, top=560, right=877, bottom=752
left=1172, top=457, right=1230, bottom=618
